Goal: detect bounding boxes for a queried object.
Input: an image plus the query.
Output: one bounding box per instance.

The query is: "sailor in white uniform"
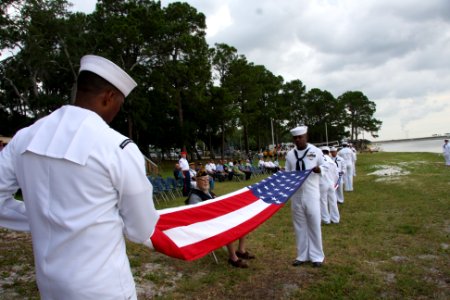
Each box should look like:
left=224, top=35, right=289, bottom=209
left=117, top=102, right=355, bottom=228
left=349, top=143, right=357, bottom=176
left=443, top=139, right=450, bottom=166
left=0, top=55, right=159, bottom=300
left=330, top=146, right=346, bottom=204
left=319, top=146, right=340, bottom=224
left=285, top=126, right=326, bottom=267
left=338, top=142, right=355, bottom=191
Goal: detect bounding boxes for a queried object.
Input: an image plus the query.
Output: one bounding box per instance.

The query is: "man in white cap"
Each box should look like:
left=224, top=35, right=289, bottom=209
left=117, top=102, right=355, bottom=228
left=338, top=142, right=355, bottom=191
left=443, top=139, right=450, bottom=166
left=285, top=126, right=326, bottom=267
left=330, top=146, right=346, bottom=204
left=0, top=54, right=159, bottom=299
left=319, top=146, right=340, bottom=224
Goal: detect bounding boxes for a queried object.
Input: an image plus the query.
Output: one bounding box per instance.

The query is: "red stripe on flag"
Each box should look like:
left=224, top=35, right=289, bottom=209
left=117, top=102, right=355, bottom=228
left=156, top=190, right=258, bottom=230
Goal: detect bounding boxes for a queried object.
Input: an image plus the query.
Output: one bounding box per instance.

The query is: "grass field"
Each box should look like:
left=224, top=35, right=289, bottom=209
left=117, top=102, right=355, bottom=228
left=1, top=152, right=449, bottom=299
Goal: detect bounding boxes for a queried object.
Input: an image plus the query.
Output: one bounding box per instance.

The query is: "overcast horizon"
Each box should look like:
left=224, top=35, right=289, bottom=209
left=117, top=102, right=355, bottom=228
left=70, top=0, right=450, bottom=141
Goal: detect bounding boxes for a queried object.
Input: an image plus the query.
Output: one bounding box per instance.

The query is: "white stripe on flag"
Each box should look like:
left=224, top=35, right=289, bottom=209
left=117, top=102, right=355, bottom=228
left=163, top=198, right=271, bottom=247
left=157, top=187, right=250, bottom=214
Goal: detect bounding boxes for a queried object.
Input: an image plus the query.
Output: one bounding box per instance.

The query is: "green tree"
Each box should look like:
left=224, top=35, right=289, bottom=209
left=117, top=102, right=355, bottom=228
left=88, top=0, right=163, bottom=150
left=223, top=57, right=264, bottom=155
left=280, top=79, right=308, bottom=129
left=303, top=88, right=345, bottom=143
left=251, top=67, right=284, bottom=149
left=210, top=43, right=241, bottom=157
left=338, top=91, right=382, bottom=140
left=154, top=2, right=211, bottom=152
left=0, top=0, right=80, bottom=134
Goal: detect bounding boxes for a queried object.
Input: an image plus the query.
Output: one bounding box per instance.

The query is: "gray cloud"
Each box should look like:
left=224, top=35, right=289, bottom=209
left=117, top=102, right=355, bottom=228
left=83, top=0, right=450, bottom=139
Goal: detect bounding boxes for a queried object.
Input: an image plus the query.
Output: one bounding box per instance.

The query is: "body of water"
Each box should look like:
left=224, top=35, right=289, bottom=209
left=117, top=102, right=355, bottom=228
left=373, top=136, right=448, bottom=153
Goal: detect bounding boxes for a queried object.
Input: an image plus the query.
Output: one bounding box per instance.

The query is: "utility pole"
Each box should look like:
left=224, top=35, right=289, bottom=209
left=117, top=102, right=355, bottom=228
left=271, top=118, right=275, bottom=147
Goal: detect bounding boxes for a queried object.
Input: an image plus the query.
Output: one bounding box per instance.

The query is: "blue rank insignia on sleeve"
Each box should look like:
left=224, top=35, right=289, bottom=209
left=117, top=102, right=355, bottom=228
left=119, top=139, right=134, bottom=149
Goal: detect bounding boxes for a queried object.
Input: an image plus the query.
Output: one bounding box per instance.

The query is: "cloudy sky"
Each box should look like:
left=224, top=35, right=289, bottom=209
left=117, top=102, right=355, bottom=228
left=71, top=0, right=450, bottom=141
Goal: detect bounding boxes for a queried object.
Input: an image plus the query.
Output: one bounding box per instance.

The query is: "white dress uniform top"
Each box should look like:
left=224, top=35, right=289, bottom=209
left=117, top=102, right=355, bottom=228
left=0, top=55, right=159, bottom=300
left=179, top=157, right=189, bottom=171
left=319, top=149, right=340, bottom=224
left=331, top=147, right=346, bottom=204
left=285, top=143, right=326, bottom=263
left=338, top=145, right=355, bottom=191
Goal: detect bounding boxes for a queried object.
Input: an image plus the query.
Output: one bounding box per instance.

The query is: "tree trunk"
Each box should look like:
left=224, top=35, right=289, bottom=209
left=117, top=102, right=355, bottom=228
left=243, top=124, right=249, bottom=156
left=221, top=123, right=225, bottom=159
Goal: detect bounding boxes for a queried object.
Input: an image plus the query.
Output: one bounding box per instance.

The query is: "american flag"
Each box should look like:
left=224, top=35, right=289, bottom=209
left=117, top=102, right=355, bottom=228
left=334, top=174, right=342, bottom=190
left=150, top=169, right=312, bottom=261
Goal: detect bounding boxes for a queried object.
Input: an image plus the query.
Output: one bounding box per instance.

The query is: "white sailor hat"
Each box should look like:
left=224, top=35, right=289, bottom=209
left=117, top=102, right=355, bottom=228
left=330, top=146, right=338, bottom=151
left=79, top=54, right=137, bottom=97
left=321, top=146, right=330, bottom=152
left=290, top=126, right=308, bottom=136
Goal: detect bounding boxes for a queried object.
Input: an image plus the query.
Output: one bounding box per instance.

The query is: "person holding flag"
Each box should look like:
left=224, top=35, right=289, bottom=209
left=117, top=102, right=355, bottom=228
left=319, top=146, right=340, bottom=225
left=284, top=126, right=326, bottom=268
left=0, top=55, right=159, bottom=299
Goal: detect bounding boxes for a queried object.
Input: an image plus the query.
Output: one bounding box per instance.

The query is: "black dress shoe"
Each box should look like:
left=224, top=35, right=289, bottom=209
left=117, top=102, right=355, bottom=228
left=292, top=260, right=306, bottom=267
left=228, top=258, right=248, bottom=268
left=236, top=251, right=255, bottom=260
left=312, top=262, right=322, bottom=268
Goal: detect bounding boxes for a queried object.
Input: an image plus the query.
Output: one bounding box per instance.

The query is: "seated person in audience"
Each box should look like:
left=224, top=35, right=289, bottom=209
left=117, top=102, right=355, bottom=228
left=223, top=159, right=234, bottom=181
left=239, top=159, right=253, bottom=180
left=173, top=163, right=182, bottom=180
left=273, top=158, right=280, bottom=172
left=258, top=157, right=265, bottom=168
left=258, top=157, right=266, bottom=172
left=189, top=162, right=197, bottom=188
left=205, top=160, right=217, bottom=189
left=264, top=159, right=277, bottom=173
left=205, top=160, right=216, bottom=176
left=186, top=171, right=255, bottom=268
left=215, top=160, right=227, bottom=182
left=232, top=161, right=245, bottom=180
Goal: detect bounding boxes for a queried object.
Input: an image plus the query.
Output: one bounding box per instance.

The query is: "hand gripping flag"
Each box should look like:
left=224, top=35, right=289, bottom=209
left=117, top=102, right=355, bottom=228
left=150, top=169, right=313, bottom=261
left=334, top=174, right=342, bottom=190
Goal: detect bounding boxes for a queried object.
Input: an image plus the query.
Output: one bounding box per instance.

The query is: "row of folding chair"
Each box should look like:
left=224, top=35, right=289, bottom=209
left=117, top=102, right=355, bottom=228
left=249, top=166, right=266, bottom=178
left=147, top=176, right=183, bottom=204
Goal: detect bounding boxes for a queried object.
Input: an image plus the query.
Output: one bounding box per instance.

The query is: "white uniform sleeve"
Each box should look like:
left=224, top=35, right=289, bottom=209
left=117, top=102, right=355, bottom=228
left=0, top=140, right=30, bottom=231
left=316, top=149, right=326, bottom=176
left=111, top=142, right=159, bottom=246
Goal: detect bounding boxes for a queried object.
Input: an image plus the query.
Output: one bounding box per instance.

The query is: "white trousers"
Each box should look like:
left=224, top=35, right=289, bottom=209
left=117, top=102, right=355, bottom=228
left=291, top=191, right=325, bottom=263
left=320, top=184, right=340, bottom=223
left=336, top=175, right=344, bottom=203
left=444, top=153, right=450, bottom=166
left=344, top=164, right=354, bottom=191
